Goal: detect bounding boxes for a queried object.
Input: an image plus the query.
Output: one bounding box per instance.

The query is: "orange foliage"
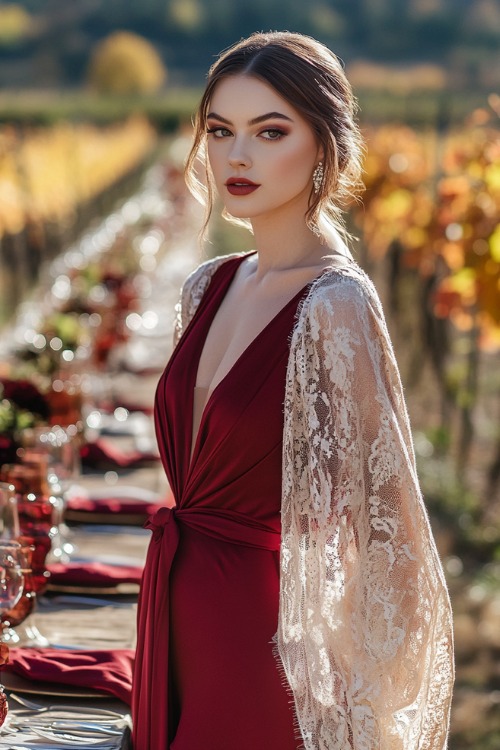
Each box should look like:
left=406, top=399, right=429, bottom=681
left=354, top=104, right=500, bottom=348
left=0, top=117, right=157, bottom=238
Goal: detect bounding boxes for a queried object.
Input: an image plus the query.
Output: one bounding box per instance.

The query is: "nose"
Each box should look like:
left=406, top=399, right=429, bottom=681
left=228, top=137, right=251, bottom=169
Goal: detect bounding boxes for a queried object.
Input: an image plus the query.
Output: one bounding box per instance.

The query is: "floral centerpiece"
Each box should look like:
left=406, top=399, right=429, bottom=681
left=0, top=379, right=49, bottom=466
left=15, top=312, right=86, bottom=378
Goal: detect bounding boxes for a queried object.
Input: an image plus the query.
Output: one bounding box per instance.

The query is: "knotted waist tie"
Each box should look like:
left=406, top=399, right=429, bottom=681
left=132, top=505, right=281, bottom=750
left=146, top=504, right=281, bottom=550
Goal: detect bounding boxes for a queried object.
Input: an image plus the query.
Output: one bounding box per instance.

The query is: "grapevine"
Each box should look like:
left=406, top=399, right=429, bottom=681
left=353, top=97, right=500, bottom=506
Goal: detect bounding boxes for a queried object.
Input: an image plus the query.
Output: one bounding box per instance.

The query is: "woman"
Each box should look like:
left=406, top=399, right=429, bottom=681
left=132, top=31, right=454, bottom=750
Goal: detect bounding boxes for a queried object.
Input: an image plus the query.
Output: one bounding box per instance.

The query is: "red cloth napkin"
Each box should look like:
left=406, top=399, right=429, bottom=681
left=67, top=494, right=165, bottom=517
left=81, top=438, right=159, bottom=469
left=5, top=647, right=134, bottom=704
left=47, top=561, right=143, bottom=588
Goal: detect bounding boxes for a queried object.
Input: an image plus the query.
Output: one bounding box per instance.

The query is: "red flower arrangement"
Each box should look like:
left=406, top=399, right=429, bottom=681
left=0, top=379, right=49, bottom=466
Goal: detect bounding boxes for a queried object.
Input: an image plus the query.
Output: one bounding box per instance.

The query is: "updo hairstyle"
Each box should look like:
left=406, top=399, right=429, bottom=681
left=185, top=31, right=364, bottom=242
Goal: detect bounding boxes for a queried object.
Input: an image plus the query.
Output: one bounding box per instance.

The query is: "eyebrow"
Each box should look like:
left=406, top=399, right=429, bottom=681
left=206, top=111, right=293, bottom=126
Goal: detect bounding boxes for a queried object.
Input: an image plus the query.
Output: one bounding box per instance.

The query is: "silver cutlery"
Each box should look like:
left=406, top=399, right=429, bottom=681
left=10, top=721, right=123, bottom=736
left=30, top=726, right=120, bottom=745
left=7, top=743, right=119, bottom=750
left=8, top=693, right=126, bottom=718
left=41, top=602, right=129, bottom=612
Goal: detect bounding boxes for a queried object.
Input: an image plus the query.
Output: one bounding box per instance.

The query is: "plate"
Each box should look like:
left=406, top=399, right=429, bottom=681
left=67, top=484, right=160, bottom=503
left=70, top=555, right=143, bottom=567
left=2, top=671, right=108, bottom=698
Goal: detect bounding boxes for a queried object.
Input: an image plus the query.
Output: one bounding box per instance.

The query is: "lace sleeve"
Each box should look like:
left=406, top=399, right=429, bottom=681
left=171, top=253, right=244, bottom=347
left=278, top=269, right=454, bottom=750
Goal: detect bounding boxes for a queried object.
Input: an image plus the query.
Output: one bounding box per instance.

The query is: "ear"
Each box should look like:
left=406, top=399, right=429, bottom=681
left=316, top=143, right=325, bottom=163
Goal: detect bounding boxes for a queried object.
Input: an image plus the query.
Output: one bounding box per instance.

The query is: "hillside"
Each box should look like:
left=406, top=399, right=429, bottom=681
left=0, top=0, right=499, bottom=89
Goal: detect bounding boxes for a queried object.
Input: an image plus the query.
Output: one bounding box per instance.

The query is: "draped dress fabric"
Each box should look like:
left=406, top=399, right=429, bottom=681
left=133, top=254, right=307, bottom=750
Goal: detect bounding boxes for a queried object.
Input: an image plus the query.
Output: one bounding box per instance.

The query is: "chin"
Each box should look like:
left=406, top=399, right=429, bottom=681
left=224, top=208, right=251, bottom=221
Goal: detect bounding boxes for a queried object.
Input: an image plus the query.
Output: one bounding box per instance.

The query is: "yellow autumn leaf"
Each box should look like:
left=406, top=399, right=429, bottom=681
left=467, top=160, right=484, bottom=180
left=447, top=267, right=476, bottom=296
left=376, top=189, right=413, bottom=221
left=402, top=226, right=428, bottom=249
left=485, top=164, right=500, bottom=192
left=490, top=225, right=500, bottom=262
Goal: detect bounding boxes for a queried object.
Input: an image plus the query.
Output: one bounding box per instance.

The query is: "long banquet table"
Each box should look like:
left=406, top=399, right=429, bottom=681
left=0, top=368, right=169, bottom=749
left=0, top=151, right=203, bottom=748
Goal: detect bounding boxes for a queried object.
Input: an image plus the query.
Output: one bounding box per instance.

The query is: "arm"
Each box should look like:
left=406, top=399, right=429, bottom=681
left=278, top=270, right=454, bottom=749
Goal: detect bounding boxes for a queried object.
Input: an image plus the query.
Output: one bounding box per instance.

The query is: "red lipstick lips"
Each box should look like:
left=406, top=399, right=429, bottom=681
left=225, top=177, right=260, bottom=196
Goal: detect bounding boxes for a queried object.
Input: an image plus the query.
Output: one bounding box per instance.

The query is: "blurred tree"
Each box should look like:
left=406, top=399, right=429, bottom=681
left=0, top=4, right=34, bottom=46
left=308, top=4, right=346, bottom=39
left=168, top=0, right=205, bottom=32
left=1, top=0, right=499, bottom=89
left=87, top=30, right=167, bottom=94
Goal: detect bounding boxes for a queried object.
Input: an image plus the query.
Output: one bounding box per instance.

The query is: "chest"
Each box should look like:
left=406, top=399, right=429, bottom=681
left=195, top=284, right=302, bottom=392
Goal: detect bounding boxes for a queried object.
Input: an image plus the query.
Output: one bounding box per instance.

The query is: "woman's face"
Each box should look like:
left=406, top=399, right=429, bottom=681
left=206, top=75, right=322, bottom=226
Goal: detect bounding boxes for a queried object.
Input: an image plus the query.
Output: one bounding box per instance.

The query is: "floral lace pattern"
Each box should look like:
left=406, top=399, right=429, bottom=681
left=174, top=255, right=454, bottom=749
left=173, top=253, right=247, bottom=347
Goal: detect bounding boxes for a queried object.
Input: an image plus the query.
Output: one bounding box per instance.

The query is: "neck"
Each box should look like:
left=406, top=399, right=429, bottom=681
left=249, top=214, right=327, bottom=277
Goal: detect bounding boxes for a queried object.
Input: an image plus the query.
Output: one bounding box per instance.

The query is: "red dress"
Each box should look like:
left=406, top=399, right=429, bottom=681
left=132, top=255, right=306, bottom=749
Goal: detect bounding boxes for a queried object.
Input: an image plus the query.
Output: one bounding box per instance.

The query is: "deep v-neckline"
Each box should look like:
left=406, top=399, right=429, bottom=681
left=188, top=255, right=313, bottom=470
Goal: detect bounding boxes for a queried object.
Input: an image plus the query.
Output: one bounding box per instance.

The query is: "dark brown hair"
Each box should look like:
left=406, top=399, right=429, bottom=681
left=185, top=31, right=364, bottom=240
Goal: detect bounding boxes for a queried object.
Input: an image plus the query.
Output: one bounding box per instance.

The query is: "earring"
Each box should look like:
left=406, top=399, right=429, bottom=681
left=312, top=162, right=324, bottom=194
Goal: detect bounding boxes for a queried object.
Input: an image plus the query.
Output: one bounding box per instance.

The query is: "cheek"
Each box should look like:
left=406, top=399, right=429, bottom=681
left=206, top=145, right=217, bottom=173
left=272, top=144, right=315, bottom=183
left=206, top=143, right=225, bottom=178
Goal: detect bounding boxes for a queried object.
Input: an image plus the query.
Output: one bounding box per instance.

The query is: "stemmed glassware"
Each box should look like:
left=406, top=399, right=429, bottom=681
left=0, top=477, right=50, bottom=646
left=21, top=425, right=81, bottom=560
left=0, top=482, right=19, bottom=541
left=0, top=540, right=24, bottom=727
left=40, top=425, right=81, bottom=494
left=0, top=541, right=24, bottom=642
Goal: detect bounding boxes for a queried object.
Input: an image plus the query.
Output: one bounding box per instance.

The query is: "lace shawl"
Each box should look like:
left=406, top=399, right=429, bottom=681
left=174, top=254, right=454, bottom=750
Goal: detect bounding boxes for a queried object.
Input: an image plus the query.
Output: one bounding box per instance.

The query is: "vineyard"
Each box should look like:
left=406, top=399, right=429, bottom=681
left=207, top=101, right=500, bottom=747
left=201, top=95, right=500, bottom=557
left=352, top=100, right=500, bottom=750
left=1, top=101, right=499, bottom=516
left=0, top=96, right=500, bottom=745
left=351, top=97, right=500, bottom=525
left=0, top=116, right=158, bottom=323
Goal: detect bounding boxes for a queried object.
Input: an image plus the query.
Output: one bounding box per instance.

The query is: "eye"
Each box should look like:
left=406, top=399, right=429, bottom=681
left=206, top=126, right=232, bottom=138
left=260, top=128, right=286, bottom=141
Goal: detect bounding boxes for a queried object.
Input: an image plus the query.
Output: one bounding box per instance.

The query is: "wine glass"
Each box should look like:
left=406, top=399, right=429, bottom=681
left=22, top=425, right=81, bottom=493
left=1, top=462, right=55, bottom=592
left=44, top=425, right=80, bottom=559
left=21, top=425, right=80, bottom=559
left=0, top=542, right=24, bottom=644
left=0, top=542, right=49, bottom=647
left=42, top=425, right=81, bottom=494
left=0, top=541, right=24, bottom=725
left=0, top=481, right=45, bottom=644
left=0, top=483, right=20, bottom=541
